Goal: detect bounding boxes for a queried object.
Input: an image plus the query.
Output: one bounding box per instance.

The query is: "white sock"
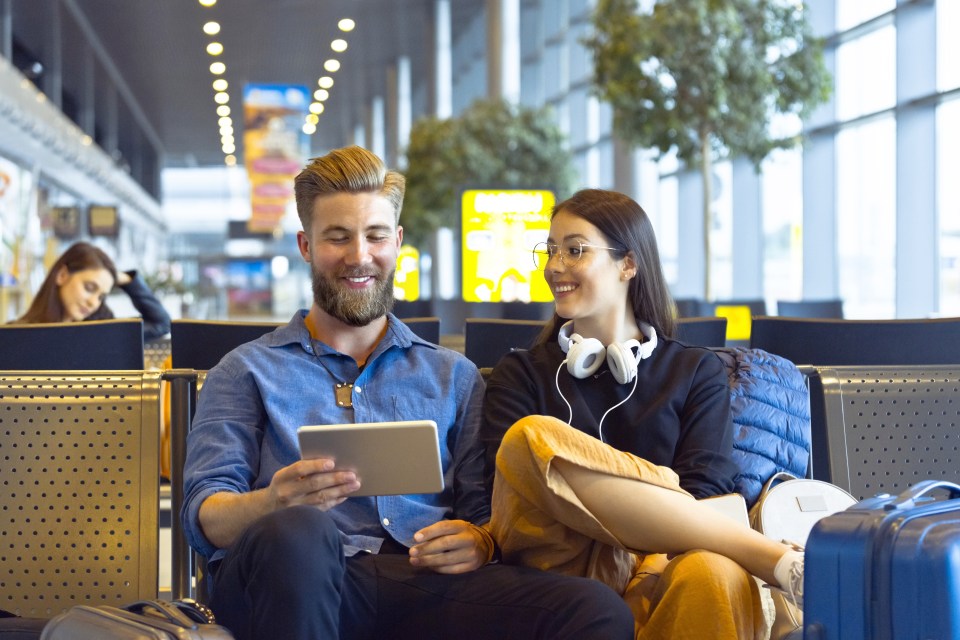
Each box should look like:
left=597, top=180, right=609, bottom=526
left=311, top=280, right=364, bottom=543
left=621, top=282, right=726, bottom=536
left=772, top=549, right=803, bottom=588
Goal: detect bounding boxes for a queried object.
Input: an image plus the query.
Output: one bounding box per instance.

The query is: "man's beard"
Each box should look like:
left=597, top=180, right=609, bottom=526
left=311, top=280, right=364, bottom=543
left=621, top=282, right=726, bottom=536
left=311, top=264, right=395, bottom=327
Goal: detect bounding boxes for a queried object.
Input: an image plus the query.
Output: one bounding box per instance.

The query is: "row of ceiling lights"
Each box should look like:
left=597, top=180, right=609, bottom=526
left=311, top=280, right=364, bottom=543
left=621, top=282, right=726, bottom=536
left=196, top=0, right=354, bottom=166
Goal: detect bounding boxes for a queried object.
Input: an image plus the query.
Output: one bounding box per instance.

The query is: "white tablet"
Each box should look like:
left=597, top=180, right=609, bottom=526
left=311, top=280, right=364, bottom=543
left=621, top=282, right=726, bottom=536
left=296, top=420, right=444, bottom=497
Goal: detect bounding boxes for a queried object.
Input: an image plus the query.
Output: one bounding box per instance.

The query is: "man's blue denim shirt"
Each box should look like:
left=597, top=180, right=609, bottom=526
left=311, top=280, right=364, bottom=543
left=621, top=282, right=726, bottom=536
left=181, top=311, right=488, bottom=563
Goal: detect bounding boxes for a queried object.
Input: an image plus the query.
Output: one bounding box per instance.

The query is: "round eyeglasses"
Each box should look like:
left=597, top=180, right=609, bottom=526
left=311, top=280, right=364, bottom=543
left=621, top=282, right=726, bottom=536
left=531, top=241, right=623, bottom=270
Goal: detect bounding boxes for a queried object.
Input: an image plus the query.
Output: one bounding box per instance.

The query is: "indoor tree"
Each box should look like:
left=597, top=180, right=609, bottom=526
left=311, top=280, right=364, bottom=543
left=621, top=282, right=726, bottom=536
left=583, top=0, right=831, bottom=298
left=402, top=98, right=574, bottom=248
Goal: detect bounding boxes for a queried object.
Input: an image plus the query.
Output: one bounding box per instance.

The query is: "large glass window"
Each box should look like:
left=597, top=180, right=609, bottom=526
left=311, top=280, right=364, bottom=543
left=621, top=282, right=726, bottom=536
left=835, top=25, right=896, bottom=121
left=938, top=0, right=960, bottom=91
left=708, top=161, right=733, bottom=301
left=761, top=148, right=804, bottom=307
left=938, top=98, right=960, bottom=316
left=657, top=174, right=679, bottom=286
left=836, top=117, right=896, bottom=318
left=836, top=0, right=895, bottom=32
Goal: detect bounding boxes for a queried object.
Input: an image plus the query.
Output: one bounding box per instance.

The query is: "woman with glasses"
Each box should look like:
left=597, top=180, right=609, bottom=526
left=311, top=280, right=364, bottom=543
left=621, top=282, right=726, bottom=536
left=480, top=189, right=802, bottom=639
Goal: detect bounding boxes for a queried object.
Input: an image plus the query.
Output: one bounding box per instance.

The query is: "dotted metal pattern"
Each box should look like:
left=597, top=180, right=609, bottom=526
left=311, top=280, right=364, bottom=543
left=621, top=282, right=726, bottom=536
left=825, top=367, right=960, bottom=501
left=0, top=372, right=160, bottom=617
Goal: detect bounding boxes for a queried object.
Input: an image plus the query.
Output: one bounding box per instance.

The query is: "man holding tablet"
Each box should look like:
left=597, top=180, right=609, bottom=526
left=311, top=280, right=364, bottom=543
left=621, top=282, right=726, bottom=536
left=181, top=146, right=633, bottom=640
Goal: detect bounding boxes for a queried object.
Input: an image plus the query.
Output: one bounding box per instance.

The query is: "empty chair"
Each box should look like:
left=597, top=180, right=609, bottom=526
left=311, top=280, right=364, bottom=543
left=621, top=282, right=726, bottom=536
left=675, top=317, right=728, bottom=347
left=776, top=299, right=844, bottom=319
left=464, top=318, right=545, bottom=368
left=697, top=298, right=767, bottom=317
left=750, top=316, right=960, bottom=366
left=673, top=297, right=702, bottom=318
left=397, top=316, right=441, bottom=344
left=805, top=364, right=960, bottom=498
left=171, top=319, right=282, bottom=370
left=0, top=371, right=161, bottom=616
left=0, top=318, right=144, bottom=369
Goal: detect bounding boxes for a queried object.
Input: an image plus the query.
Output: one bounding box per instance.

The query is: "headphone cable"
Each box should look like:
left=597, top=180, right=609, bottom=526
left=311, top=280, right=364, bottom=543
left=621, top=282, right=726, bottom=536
left=556, top=358, right=639, bottom=443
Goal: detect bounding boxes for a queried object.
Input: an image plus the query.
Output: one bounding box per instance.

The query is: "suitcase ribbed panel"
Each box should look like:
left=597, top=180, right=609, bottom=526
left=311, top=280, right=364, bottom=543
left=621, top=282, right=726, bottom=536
left=818, top=366, right=960, bottom=500
left=0, top=372, right=160, bottom=617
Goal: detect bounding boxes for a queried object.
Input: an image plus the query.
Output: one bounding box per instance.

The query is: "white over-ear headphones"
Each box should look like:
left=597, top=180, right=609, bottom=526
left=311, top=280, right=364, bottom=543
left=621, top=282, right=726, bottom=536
left=557, top=321, right=658, bottom=384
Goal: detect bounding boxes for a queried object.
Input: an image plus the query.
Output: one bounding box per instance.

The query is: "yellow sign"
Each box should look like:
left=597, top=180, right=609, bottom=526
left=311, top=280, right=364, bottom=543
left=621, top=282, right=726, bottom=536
left=394, top=245, right=420, bottom=301
left=461, top=189, right=554, bottom=303
left=715, top=305, right=753, bottom=341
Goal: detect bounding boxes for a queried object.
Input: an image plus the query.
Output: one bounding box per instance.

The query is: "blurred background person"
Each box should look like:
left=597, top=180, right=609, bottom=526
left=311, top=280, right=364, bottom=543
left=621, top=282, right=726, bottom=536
left=11, top=241, right=171, bottom=340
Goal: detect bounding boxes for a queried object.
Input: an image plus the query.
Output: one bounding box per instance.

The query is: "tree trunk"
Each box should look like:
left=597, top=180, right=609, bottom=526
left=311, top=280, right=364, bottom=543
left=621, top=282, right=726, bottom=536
left=700, top=135, right=712, bottom=301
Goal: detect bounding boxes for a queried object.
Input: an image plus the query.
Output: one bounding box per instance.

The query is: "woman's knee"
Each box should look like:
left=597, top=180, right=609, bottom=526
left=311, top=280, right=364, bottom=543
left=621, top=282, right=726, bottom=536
left=496, top=415, right=565, bottom=467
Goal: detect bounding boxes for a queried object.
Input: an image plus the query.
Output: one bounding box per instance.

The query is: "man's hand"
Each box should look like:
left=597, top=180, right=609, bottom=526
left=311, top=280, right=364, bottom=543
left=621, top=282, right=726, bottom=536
left=268, top=457, right=361, bottom=511
left=408, top=520, right=493, bottom=574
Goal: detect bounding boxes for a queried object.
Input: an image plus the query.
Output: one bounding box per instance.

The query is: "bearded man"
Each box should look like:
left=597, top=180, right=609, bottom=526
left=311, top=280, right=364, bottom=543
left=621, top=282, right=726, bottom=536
left=180, top=146, right=634, bottom=640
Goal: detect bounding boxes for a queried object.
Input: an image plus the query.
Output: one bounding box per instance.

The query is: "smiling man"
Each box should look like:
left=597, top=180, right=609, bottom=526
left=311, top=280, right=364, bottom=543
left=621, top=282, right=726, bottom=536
left=180, top=146, right=634, bottom=640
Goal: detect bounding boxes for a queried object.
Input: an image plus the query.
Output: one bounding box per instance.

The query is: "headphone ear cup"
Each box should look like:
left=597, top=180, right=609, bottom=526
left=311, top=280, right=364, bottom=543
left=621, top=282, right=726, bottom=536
left=605, top=340, right=641, bottom=384
left=566, top=337, right=606, bottom=378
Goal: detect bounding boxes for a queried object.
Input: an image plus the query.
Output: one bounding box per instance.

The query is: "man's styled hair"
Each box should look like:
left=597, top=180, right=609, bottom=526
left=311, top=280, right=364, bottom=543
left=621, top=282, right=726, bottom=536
left=294, top=145, right=406, bottom=230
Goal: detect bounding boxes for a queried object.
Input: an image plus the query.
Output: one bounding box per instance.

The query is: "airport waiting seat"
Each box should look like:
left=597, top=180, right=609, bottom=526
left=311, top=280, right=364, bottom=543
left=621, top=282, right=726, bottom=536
left=395, top=316, right=441, bottom=345
left=0, top=318, right=144, bottom=370
left=805, top=365, right=960, bottom=499
left=673, top=297, right=702, bottom=318
left=0, top=371, right=161, bottom=617
left=749, top=316, right=960, bottom=367
left=675, top=317, right=728, bottom=347
left=464, top=318, right=544, bottom=368
left=776, top=298, right=844, bottom=319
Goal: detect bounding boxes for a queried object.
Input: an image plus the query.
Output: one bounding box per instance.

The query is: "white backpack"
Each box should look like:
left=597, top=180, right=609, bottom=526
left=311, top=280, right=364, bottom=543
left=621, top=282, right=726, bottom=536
left=748, top=472, right=857, bottom=640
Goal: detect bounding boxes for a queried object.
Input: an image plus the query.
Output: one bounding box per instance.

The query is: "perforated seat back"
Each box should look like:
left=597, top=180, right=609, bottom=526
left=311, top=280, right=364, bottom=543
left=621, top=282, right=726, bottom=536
left=809, top=365, right=960, bottom=500
left=0, top=371, right=160, bottom=617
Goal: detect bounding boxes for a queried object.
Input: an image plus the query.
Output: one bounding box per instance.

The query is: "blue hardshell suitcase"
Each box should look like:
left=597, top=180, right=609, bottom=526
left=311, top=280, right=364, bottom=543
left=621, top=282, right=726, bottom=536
left=804, top=480, right=960, bottom=640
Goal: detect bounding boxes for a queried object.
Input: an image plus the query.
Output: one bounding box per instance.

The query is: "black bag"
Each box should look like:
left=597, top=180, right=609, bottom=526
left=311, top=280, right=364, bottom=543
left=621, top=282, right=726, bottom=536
left=40, top=600, right=232, bottom=640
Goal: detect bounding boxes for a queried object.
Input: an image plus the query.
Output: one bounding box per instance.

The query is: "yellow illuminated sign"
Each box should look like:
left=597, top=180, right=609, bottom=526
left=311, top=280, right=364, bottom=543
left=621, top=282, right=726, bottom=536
left=715, top=305, right=753, bottom=341
left=461, top=189, right=554, bottom=303
left=394, top=245, right=420, bottom=301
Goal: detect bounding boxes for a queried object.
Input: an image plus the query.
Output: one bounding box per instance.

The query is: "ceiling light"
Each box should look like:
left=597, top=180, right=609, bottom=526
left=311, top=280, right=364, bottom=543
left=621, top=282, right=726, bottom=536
left=218, top=116, right=232, bottom=127
left=221, top=134, right=234, bottom=144
left=220, top=125, right=234, bottom=136
left=323, top=59, right=340, bottom=72
left=203, top=22, right=220, bottom=35
left=225, top=155, right=237, bottom=166
left=313, top=89, right=329, bottom=101
left=309, top=102, right=325, bottom=114
left=338, top=18, right=355, bottom=32
left=303, top=123, right=317, bottom=135
left=306, top=114, right=319, bottom=125
left=318, top=76, right=334, bottom=89
left=331, top=39, right=348, bottom=53
left=210, top=61, right=226, bottom=75
left=199, top=0, right=217, bottom=6
left=217, top=105, right=231, bottom=116
left=222, top=142, right=236, bottom=153
left=212, top=78, right=228, bottom=91
left=207, top=42, right=224, bottom=56
left=214, top=91, right=230, bottom=104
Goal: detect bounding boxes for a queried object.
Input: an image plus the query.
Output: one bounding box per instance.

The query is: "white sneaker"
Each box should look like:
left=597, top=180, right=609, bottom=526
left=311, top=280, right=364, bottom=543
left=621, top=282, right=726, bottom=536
left=771, top=547, right=804, bottom=609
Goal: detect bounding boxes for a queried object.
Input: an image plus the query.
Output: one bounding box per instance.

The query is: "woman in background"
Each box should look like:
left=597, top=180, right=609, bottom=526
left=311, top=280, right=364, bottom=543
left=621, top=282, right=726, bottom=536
left=13, top=241, right=171, bottom=340
left=482, top=189, right=802, bottom=639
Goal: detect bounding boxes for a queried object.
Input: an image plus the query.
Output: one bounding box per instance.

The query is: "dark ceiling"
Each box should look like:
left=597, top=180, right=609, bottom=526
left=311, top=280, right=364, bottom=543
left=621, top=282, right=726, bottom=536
left=11, top=0, right=483, bottom=169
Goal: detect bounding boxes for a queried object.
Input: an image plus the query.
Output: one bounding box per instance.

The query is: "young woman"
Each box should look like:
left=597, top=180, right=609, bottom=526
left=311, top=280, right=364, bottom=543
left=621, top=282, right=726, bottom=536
left=13, top=241, right=171, bottom=340
left=481, top=189, right=802, bottom=639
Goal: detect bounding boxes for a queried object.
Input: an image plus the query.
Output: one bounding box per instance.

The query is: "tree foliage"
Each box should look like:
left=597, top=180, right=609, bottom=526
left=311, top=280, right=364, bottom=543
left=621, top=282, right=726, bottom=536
left=583, top=0, right=832, bottom=296
left=402, top=98, right=574, bottom=247
left=585, top=0, right=831, bottom=166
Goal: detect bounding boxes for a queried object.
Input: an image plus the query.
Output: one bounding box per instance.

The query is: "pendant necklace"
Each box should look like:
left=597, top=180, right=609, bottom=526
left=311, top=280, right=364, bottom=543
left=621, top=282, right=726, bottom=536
left=311, top=342, right=354, bottom=408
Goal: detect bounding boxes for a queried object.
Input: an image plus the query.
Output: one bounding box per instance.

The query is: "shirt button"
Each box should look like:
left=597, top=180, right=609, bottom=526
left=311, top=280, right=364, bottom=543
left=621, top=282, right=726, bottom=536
left=355, top=386, right=362, bottom=393
left=382, top=517, right=390, bottom=526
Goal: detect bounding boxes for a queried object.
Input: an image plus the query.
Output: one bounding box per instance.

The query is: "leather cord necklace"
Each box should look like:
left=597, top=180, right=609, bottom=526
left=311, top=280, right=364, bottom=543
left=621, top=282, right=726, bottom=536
left=311, top=341, right=355, bottom=408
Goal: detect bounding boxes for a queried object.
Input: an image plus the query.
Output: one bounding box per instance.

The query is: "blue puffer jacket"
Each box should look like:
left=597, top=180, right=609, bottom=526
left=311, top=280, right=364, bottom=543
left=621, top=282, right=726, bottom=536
left=711, top=347, right=811, bottom=507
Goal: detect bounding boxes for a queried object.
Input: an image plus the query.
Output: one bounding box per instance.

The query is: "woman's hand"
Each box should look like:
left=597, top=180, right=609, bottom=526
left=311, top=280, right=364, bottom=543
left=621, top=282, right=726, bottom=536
left=408, top=520, right=494, bottom=574
left=115, top=270, right=133, bottom=286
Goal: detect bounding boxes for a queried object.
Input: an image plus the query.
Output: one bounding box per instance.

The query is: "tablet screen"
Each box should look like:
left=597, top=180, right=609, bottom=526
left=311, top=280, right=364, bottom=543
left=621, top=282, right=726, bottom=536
left=297, top=420, right=444, bottom=497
